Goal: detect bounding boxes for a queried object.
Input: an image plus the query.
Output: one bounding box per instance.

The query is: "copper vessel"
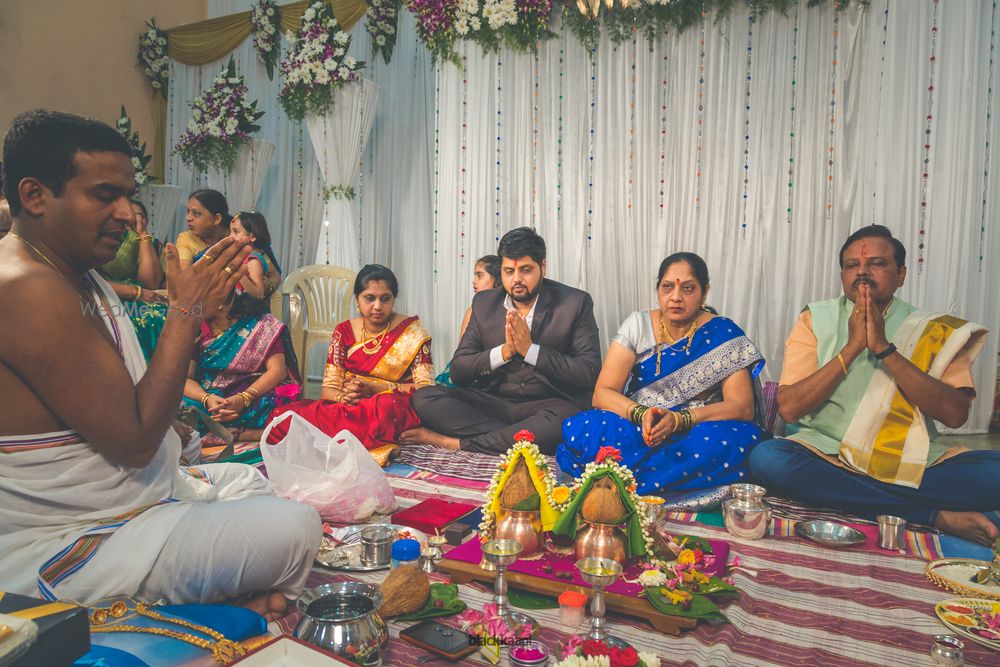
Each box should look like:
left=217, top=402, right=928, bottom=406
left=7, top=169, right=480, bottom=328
left=495, top=510, right=542, bottom=556
left=574, top=521, right=627, bottom=562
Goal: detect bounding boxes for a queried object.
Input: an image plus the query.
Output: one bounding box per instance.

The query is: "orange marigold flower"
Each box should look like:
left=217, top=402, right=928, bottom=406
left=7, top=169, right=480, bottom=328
left=551, top=486, right=571, bottom=504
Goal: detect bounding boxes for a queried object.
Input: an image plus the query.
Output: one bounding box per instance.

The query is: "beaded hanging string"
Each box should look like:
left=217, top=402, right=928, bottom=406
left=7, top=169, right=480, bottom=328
left=587, top=46, right=597, bottom=243
left=556, top=38, right=565, bottom=227
left=531, top=51, right=540, bottom=227
left=626, top=35, right=637, bottom=225
left=786, top=0, right=800, bottom=224
left=824, top=9, right=839, bottom=222
left=296, top=123, right=305, bottom=264
left=979, top=0, right=997, bottom=271
left=460, top=54, right=469, bottom=263
left=695, top=9, right=707, bottom=213
left=740, top=11, right=754, bottom=237
left=495, top=54, right=503, bottom=244
left=869, top=0, right=890, bottom=225
left=432, top=61, right=441, bottom=279
left=168, top=64, right=176, bottom=184
left=918, top=0, right=940, bottom=272
left=658, top=30, right=669, bottom=223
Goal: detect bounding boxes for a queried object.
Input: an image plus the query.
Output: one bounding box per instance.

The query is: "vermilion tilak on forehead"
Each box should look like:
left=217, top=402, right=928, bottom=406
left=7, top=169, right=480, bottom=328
left=861, top=240, right=868, bottom=261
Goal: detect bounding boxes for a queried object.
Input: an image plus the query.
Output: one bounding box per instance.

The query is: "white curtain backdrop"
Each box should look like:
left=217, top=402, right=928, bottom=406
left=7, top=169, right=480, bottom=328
left=205, top=137, right=276, bottom=212
left=307, top=78, right=381, bottom=269
left=177, top=0, right=998, bottom=432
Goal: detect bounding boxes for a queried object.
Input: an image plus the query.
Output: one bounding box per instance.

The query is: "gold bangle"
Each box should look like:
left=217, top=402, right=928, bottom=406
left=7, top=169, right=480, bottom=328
left=200, top=394, right=211, bottom=408
left=671, top=411, right=680, bottom=432
left=138, top=234, right=154, bottom=243
left=135, top=285, right=142, bottom=301
left=836, top=352, right=849, bottom=377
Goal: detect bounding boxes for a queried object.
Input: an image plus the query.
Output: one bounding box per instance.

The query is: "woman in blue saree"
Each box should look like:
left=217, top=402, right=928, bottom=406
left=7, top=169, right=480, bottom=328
left=556, top=253, right=766, bottom=496
left=181, top=291, right=301, bottom=458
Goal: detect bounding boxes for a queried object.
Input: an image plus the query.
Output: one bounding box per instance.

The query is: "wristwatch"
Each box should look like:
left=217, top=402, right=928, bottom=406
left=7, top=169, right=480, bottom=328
left=873, top=343, right=897, bottom=360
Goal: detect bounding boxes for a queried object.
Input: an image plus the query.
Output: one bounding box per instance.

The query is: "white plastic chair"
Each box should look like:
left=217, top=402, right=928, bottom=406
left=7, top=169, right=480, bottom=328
left=279, top=265, right=356, bottom=383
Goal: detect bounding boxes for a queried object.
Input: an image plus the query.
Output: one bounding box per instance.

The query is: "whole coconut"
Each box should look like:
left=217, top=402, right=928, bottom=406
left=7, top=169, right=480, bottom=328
left=580, top=476, right=628, bottom=525
left=500, top=458, right=536, bottom=510
left=379, top=564, right=430, bottom=618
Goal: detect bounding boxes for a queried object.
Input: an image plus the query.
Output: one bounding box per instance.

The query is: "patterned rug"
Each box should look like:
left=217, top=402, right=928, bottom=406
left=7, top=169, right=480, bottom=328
left=271, top=461, right=996, bottom=667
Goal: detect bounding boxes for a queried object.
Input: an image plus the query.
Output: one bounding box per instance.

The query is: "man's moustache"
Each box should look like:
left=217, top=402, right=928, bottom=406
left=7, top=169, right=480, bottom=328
left=853, top=278, right=875, bottom=287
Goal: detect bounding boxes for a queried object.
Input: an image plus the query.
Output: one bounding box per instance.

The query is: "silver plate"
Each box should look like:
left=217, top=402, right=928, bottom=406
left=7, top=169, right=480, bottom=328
left=316, top=524, right=428, bottom=572
left=794, top=520, right=866, bottom=548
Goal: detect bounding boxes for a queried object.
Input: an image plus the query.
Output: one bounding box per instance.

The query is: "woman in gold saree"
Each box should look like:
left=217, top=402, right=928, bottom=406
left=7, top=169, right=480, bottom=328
left=268, top=265, right=433, bottom=465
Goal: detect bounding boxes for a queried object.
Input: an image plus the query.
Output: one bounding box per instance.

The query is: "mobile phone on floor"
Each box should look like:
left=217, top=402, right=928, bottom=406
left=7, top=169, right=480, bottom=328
left=398, top=620, right=478, bottom=662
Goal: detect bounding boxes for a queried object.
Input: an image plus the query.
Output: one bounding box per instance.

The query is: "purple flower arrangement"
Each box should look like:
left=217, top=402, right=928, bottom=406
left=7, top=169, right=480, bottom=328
left=174, top=57, right=264, bottom=173
left=251, top=0, right=282, bottom=80
left=366, top=0, right=401, bottom=65
left=278, top=1, right=365, bottom=121
left=115, top=106, right=155, bottom=186
left=138, top=18, right=169, bottom=97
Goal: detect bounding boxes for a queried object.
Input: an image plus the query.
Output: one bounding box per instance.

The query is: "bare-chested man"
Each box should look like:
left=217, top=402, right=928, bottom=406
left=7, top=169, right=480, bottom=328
left=749, top=225, right=998, bottom=546
left=0, top=110, right=320, bottom=617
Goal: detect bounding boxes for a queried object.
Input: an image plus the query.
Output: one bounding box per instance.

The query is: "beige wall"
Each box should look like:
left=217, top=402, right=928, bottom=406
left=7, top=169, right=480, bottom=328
left=0, top=0, right=207, bottom=170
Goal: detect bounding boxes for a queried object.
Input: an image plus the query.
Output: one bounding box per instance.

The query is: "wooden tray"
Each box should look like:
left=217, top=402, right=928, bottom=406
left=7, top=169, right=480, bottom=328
left=438, top=557, right=698, bottom=635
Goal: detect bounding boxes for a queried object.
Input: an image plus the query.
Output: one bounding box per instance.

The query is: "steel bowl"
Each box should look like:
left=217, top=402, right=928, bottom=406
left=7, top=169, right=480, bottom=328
left=794, top=520, right=866, bottom=549
left=295, top=582, right=388, bottom=665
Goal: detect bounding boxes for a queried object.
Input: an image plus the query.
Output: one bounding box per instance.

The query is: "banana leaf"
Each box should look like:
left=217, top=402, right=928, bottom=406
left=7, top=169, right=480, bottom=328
left=508, top=588, right=559, bottom=609
left=552, top=468, right=646, bottom=558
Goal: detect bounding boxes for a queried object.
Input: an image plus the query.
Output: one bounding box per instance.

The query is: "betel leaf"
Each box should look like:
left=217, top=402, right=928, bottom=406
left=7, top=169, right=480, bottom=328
left=507, top=587, right=559, bottom=609
left=700, top=576, right=739, bottom=597
left=511, top=492, right=541, bottom=511
left=673, top=535, right=714, bottom=554
left=644, top=587, right=728, bottom=623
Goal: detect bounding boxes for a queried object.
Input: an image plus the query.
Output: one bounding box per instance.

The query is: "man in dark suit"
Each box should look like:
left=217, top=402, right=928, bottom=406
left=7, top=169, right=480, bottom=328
left=402, top=227, right=601, bottom=454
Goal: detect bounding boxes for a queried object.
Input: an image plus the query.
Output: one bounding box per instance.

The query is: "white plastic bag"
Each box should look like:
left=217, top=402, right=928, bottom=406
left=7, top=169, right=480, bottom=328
left=260, top=412, right=396, bottom=522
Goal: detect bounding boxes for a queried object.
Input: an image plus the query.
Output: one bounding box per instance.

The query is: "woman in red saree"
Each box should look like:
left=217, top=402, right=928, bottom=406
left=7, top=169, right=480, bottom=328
left=268, top=265, right=433, bottom=466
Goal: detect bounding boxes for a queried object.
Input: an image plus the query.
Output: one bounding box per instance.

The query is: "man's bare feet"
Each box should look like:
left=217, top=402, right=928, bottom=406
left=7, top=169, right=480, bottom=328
left=399, top=427, right=460, bottom=450
left=934, top=510, right=1000, bottom=547
left=240, top=590, right=288, bottom=622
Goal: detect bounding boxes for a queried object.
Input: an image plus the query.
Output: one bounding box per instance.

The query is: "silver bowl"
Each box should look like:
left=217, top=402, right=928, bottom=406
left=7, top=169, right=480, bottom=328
left=794, top=520, right=866, bottom=549
left=295, top=582, right=388, bottom=665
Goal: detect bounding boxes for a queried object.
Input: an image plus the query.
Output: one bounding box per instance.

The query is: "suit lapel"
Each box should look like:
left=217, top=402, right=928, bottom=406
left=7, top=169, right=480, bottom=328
left=529, top=281, right=551, bottom=340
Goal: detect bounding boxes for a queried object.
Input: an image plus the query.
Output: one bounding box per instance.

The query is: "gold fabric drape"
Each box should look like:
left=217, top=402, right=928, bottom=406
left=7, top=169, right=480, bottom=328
left=151, top=0, right=367, bottom=179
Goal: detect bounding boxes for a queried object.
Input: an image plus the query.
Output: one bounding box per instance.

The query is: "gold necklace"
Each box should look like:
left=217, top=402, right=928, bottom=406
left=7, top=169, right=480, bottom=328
left=655, top=314, right=699, bottom=375
left=8, top=232, right=92, bottom=303
left=360, top=321, right=390, bottom=355
left=89, top=601, right=247, bottom=665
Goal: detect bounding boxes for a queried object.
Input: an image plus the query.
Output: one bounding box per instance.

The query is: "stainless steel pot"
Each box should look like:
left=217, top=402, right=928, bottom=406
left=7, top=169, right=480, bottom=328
left=294, top=582, right=388, bottom=665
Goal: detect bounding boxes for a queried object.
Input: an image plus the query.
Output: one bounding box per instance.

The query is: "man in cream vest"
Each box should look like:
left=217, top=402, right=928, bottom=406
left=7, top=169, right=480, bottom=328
left=749, top=225, right=998, bottom=545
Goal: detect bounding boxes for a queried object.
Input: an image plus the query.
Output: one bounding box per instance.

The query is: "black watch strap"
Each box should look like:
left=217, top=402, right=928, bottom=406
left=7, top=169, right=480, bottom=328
left=873, top=343, right=897, bottom=360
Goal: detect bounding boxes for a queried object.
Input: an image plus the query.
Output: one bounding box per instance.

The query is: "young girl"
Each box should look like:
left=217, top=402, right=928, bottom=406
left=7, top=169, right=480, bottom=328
left=229, top=212, right=283, bottom=299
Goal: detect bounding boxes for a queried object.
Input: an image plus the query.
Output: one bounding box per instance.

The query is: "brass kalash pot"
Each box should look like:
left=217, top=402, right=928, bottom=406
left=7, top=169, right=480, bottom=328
left=484, top=458, right=544, bottom=569
left=495, top=509, right=543, bottom=555
left=574, top=476, right=628, bottom=562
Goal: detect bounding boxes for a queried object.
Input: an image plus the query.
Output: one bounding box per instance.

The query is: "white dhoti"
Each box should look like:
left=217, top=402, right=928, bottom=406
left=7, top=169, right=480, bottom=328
left=0, top=272, right=321, bottom=603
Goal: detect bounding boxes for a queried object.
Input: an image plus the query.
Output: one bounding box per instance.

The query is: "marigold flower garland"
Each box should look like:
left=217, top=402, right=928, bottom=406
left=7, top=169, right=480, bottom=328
left=251, top=0, right=282, bottom=80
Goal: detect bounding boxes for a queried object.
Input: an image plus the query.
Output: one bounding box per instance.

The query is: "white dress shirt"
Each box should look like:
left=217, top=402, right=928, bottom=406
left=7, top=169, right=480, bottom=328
left=489, top=292, right=542, bottom=369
